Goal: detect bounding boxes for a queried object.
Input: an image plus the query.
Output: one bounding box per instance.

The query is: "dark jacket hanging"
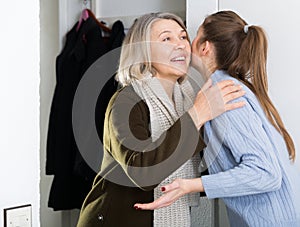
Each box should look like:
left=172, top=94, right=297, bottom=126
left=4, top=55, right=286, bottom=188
left=46, top=17, right=125, bottom=211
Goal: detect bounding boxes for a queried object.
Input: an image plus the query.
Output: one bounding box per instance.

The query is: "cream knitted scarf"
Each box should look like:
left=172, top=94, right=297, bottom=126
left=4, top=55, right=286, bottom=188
left=132, top=74, right=200, bottom=227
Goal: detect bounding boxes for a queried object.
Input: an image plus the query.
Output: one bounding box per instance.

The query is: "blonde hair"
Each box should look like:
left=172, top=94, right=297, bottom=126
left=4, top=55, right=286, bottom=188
left=198, top=10, right=295, bottom=161
left=116, top=12, right=188, bottom=86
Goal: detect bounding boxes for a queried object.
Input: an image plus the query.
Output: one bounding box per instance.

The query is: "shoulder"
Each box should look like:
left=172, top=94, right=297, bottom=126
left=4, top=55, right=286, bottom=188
left=211, top=70, right=262, bottom=112
left=108, top=85, right=148, bottom=111
left=107, top=85, right=150, bottom=124
left=208, top=71, right=265, bottom=131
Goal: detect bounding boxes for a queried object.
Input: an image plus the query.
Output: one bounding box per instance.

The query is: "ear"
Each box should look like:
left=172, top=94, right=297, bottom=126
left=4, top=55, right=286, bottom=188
left=200, top=41, right=211, bottom=56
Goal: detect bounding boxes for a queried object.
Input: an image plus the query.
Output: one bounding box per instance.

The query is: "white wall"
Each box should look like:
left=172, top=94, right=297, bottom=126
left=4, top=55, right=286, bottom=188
left=186, top=0, right=218, bottom=40
left=40, top=1, right=64, bottom=226
left=0, top=0, right=40, bottom=227
left=93, top=0, right=185, bottom=18
left=92, top=0, right=186, bottom=29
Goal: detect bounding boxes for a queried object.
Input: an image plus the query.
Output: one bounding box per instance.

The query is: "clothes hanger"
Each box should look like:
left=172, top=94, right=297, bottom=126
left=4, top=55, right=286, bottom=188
left=76, top=9, right=111, bottom=33
left=86, top=9, right=111, bottom=33
left=76, top=0, right=90, bottom=31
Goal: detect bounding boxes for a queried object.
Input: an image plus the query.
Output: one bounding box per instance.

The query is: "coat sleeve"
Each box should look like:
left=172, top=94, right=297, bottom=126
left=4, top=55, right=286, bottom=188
left=104, top=86, right=205, bottom=190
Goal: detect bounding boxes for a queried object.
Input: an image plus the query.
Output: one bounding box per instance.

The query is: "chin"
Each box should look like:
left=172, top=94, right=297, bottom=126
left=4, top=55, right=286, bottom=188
left=174, top=71, right=188, bottom=82
left=173, top=65, right=189, bottom=76
left=173, top=69, right=187, bottom=77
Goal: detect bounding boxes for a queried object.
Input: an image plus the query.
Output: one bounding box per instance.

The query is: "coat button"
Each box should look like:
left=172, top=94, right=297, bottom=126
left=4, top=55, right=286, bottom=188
left=98, top=214, right=104, bottom=221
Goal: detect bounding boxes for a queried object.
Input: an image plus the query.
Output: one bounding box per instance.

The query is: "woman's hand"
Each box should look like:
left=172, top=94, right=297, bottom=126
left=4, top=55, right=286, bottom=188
left=189, top=79, right=246, bottom=129
left=134, top=178, right=203, bottom=210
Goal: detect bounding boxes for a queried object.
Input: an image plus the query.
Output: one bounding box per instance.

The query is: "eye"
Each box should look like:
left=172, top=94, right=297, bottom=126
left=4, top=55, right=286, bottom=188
left=162, top=37, right=170, bottom=42
left=181, top=35, right=188, bottom=40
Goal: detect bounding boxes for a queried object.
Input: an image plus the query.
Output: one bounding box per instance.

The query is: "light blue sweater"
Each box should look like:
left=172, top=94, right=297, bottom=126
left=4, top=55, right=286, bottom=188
left=201, top=70, right=300, bottom=227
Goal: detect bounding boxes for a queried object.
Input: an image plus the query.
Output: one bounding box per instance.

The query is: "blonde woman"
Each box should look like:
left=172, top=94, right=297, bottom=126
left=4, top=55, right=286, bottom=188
left=77, top=12, right=244, bottom=227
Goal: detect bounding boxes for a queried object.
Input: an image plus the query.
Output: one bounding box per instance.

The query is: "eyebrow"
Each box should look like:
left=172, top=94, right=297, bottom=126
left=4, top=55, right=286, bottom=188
left=158, top=29, right=186, bottom=37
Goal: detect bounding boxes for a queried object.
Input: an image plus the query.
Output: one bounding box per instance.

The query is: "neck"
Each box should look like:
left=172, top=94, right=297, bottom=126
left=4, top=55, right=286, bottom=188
left=206, top=64, right=217, bottom=78
left=157, top=78, right=176, bottom=102
left=194, top=46, right=217, bottom=78
left=201, top=59, right=217, bottom=79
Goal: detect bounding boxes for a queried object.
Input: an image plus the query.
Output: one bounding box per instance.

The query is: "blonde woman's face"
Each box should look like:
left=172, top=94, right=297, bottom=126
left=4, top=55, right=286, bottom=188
left=150, top=19, right=191, bottom=82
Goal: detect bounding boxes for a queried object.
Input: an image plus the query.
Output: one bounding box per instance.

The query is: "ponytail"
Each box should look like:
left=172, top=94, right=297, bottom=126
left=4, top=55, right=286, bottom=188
left=237, top=25, right=295, bottom=161
left=201, top=11, right=295, bottom=161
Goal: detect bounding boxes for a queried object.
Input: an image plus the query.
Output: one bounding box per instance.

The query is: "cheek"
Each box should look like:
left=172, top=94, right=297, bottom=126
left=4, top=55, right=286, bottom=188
left=191, top=40, right=197, bottom=54
left=191, top=41, right=202, bottom=59
left=191, top=50, right=202, bottom=68
left=151, top=43, right=172, bottom=62
left=187, top=44, right=192, bottom=61
left=186, top=43, right=192, bottom=54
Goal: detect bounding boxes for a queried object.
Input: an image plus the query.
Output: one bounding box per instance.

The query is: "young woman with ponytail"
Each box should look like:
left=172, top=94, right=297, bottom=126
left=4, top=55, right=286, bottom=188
left=135, top=10, right=300, bottom=226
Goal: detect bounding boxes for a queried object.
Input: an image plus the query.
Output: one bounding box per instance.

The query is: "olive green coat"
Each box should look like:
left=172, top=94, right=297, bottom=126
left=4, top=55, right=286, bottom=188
left=77, top=86, right=205, bottom=227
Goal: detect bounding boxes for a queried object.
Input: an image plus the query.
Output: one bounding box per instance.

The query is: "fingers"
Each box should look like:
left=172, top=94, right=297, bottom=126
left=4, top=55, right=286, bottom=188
left=221, top=82, right=246, bottom=112
left=134, top=198, right=164, bottom=210
left=223, top=89, right=246, bottom=103
left=161, top=180, right=180, bottom=193
left=133, top=181, right=181, bottom=210
left=215, top=79, right=235, bottom=90
left=215, top=80, right=243, bottom=97
left=221, top=82, right=246, bottom=110
left=192, top=79, right=246, bottom=125
left=225, top=101, right=246, bottom=111
left=134, top=190, right=181, bottom=210
left=221, top=84, right=242, bottom=96
left=215, top=80, right=246, bottom=104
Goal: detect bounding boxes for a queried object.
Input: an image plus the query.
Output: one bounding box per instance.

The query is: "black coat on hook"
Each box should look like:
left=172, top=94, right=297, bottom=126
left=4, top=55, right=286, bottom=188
left=46, top=17, right=125, bottom=211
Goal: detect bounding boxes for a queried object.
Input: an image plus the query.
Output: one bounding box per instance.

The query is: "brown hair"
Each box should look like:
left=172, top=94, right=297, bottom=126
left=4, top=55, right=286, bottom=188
left=198, top=10, right=295, bottom=161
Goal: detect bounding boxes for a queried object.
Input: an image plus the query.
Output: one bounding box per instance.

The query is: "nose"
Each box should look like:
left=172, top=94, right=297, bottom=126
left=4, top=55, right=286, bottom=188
left=175, top=39, right=186, bottom=50
left=176, top=43, right=185, bottom=50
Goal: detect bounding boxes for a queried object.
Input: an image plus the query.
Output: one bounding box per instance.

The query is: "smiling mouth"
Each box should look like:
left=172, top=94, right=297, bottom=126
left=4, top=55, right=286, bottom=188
left=171, top=56, right=187, bottom=63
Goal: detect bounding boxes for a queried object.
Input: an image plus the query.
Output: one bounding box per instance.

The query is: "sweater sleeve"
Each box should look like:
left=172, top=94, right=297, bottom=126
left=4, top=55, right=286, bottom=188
left=104, top=86, right=205, bottom=190
left=201, top=97, right=282, bottom=198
